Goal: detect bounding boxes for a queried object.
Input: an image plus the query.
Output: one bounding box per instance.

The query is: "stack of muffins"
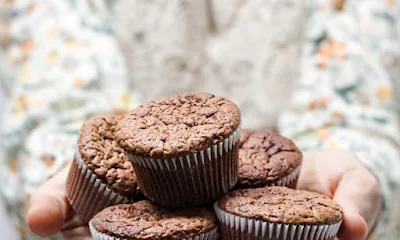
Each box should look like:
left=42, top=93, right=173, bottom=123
left=66, top=92, right=343, bottom=240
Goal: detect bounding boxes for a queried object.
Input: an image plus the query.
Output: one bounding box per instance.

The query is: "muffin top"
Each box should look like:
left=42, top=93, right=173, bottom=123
left=218, top=186, right=343, bottom=225
left=237, top=130, right=302, bottom=187
left=91, top=200, right=217, bottom=239
left=116, top=92, right=241, bottom=158
left=78, top=114, right=137, bottom=197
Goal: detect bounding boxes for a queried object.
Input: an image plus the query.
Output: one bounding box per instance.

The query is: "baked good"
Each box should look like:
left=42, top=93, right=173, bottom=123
left=215, top=186, right=343, bottom=240
left=116, top=92, right=241, bottom=207
left=89, top=200, right=219, bottom=240
left=237, top=129, right=302, bottom=188
left=67, top=114, right=137, bottom=221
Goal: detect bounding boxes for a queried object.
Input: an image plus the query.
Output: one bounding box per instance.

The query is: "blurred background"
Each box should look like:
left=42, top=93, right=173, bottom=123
left=0, top=87, right=15, bottom=239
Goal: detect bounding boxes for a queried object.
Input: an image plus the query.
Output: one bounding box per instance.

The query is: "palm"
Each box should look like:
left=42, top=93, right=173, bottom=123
left=297, top=150, right=381, bottom=240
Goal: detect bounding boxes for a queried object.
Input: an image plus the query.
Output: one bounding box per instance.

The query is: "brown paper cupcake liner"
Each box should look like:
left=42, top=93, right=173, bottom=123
left=268, top=163, right=302, bottom=189
left=214, top=203, right=342, bottom=240
left=66, top=148, right=132, bottom=221
left=89, top=221, right=219, bottom=240
left=127, top=126, right=241, bottom=208
left=236, top=163, right=301, bottom=190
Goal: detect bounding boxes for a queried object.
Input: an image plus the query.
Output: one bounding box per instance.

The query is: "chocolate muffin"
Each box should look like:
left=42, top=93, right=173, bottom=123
left=116, top=92, right=241, bottom=208
left=237, top=130, right=302, bottom=189
left=67, top=114, right=137, bottom=221
left=89, top=200, right=219, bottom=240
left=215, top=186, right=343, bottom=240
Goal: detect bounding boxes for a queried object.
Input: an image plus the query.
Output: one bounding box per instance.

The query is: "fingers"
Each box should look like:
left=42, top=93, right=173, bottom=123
left=334, top=168, right=381, bottom=240
left=26, top=167, right=71, bottom=236
left=299, top=150, right=381, bottom=240
left=61, top=213, right=88, bottom=232
left=336, top=204, right=367, bottom=240
left=61, top=226, right=92, bottom=240
left=298, top=150, right=363, bottom=196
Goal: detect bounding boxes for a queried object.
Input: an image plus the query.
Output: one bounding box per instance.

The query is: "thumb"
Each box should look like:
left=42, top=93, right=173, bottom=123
left=335, top=200, right=368, bottom=240
left=334, top=168, right=381, bottom=240
left=26, top=167, right=71, bottom=236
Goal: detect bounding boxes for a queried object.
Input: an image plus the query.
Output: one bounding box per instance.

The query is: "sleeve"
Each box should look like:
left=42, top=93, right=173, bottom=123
left=0, top=0, right=137, bottom=238
left=278, top=0, right=400, bottom=239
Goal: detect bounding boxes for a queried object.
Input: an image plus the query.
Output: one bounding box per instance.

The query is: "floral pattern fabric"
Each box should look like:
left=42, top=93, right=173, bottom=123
left=280, top=1, right=400, bottom=239
left=0, top=0, right=399, bottom=239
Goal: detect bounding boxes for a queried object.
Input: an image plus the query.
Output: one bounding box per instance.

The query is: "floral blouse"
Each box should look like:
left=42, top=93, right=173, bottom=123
left=0, top=0, right=399, bottom=239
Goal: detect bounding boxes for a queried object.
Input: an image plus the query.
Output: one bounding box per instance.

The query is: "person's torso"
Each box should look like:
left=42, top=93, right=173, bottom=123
left=111, top=0, right=306, bottom=129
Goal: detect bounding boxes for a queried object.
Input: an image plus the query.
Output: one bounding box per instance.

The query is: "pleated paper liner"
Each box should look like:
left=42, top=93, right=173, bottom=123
left=236, top=163, right=302, bottom=190
left=66, top=148, right=134, bottom=221
left=89, top=221, right=219, bottom=240
left=126, top=126, right=241, bottom=208
left=214, top=203, right=342, bottom=240
left=266, top=163, right=302, bottom=189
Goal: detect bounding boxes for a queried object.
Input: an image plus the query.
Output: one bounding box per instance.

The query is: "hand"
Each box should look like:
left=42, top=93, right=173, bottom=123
left=26, top=167, right=91, bottom=240
left=298, top=149, right=381, bottom=240
left=27, top=149, right=381, bottom=240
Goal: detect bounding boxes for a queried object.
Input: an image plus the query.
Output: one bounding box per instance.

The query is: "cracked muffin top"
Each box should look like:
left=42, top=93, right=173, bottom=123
left=115, top=92, right=241, bottom=158
left=218, top=186, right=343, bottom=225
left=91, top=200, right=217, bottom=239
left=77, top=114, right=137, bottom=197
left=237, top=129, right=302, bottom=187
